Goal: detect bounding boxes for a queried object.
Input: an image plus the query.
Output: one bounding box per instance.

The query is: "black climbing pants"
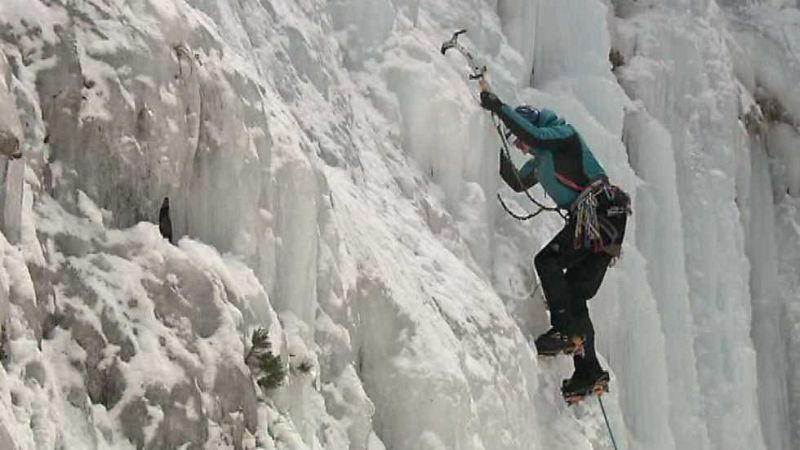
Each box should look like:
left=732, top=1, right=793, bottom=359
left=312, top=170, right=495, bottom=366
left=534, top=215, right=625, bottom=375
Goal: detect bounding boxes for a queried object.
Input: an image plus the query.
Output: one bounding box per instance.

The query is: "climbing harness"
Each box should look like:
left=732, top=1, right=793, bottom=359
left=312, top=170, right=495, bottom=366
left=571, top=179, right=608, bottom=251
left=570, top=180, right=631, bottom=253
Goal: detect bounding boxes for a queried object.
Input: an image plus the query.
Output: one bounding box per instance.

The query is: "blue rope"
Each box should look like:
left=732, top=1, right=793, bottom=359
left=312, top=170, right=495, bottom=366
left=597, top=395, right=619, bottom=450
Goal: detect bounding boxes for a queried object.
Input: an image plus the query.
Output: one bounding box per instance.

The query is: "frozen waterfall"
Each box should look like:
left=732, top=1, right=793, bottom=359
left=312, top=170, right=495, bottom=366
left=0, top=0, right=798, bottom=449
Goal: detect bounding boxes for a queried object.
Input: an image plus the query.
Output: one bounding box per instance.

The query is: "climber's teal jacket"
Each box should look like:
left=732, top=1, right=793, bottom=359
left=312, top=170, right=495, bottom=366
left=497, top=105, right=607, bottom=209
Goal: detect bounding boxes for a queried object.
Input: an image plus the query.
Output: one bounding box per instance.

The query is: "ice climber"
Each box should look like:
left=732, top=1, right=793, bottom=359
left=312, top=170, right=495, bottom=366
left=479, top=89, right=631, bottom=397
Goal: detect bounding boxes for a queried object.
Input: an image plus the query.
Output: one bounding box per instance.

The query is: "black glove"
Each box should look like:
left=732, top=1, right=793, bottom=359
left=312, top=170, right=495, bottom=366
left=480, top=90, right=503, bottom=113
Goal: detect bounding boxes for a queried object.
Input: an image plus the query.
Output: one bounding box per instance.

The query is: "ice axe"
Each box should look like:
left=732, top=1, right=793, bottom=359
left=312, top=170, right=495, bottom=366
left=440, top=29, right=561, bottom=220
left=440, top=29, right=489, bottom=91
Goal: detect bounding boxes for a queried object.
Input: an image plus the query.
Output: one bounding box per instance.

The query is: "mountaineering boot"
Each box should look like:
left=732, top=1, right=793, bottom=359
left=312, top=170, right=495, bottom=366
left=535, top=328, right=585, bottom=356
left=561, top=370, right=610, bottom=405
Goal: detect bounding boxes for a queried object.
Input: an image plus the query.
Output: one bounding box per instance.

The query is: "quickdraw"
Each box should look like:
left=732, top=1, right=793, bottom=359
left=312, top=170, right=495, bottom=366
left=571, top=181, right=631, bottom=252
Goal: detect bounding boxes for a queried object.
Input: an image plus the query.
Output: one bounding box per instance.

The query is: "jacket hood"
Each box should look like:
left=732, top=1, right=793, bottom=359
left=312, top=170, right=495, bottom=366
left=537, top=109, right=566, bottom=127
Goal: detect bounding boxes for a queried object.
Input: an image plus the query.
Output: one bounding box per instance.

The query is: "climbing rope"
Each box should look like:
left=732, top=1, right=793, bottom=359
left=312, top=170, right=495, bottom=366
left=491, top=113, right=567, bottom=222
left=496, top=193, right=547, bottom=221
left=598, top=395, right=620, bottom=450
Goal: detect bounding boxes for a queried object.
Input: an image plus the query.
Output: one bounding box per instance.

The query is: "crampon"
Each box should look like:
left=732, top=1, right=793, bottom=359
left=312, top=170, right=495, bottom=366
left=561, top=372, right=610, bottom=406
left=535, top=331, right=585, bottom=357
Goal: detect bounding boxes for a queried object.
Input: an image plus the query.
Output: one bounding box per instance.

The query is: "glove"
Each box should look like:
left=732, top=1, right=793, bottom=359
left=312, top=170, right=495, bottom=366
left=480, top=90, right=503, bottom=113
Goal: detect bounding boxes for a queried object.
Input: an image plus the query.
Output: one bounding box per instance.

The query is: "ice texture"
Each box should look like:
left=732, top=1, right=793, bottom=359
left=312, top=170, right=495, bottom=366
left=0, top=0, right=797, bottom=449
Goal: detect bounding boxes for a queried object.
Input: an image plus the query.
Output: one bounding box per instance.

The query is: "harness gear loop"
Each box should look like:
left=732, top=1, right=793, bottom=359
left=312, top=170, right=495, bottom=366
left=570, top=180, right=631, bottom=253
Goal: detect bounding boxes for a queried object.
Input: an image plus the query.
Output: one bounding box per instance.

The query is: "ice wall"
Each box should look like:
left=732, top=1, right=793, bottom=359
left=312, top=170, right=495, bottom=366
left=623, top=108, right=711, bottom=450
left=0, top=0, right=557, bottom=448
left=0, top=0, right=798, bottom=449
left=613, top=3, right=769, bottom=449
left=719, top=3, right=800, bottom=448
left=612, top=1, right=800, bottom=449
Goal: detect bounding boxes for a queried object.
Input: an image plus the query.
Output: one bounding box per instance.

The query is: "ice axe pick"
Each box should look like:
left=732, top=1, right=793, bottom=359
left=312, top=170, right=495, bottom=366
left=440, top=29, right=488, bottom=88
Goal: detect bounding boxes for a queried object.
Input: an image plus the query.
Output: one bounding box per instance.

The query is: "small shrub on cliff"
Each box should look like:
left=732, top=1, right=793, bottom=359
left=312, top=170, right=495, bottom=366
left=245, top=328, right=286, bottom=391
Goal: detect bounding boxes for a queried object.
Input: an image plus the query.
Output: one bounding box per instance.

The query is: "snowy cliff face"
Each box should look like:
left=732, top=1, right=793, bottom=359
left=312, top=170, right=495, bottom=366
left=0, top=0, right=799, bottom=449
